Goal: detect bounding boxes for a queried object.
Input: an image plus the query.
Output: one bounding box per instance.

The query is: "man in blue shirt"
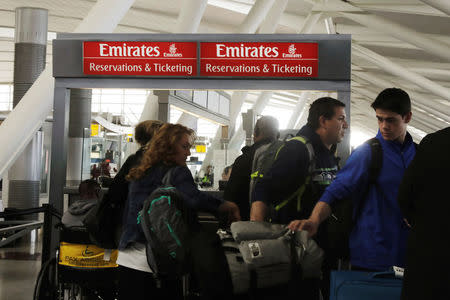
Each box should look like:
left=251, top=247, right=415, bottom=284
left=289, top=88, right=416, bottom=271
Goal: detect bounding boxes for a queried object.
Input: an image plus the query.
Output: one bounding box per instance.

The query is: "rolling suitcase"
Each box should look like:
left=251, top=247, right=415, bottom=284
left=330, top=270, right=402, bottom=300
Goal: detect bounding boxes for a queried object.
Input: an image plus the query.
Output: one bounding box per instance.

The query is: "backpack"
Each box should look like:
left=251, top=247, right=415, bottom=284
left=137, top=167, right=192, bottom=280
left=249, top=135, right=315, bottom=217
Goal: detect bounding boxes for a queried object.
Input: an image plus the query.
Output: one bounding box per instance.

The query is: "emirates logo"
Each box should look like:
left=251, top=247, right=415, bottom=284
left=164, top=43, right=182, bottom=57
left=283, top=44, right=302, bottom=58
left=288, top=44, right=296, bottom=55
left=169, top=43, right=177, bottom=54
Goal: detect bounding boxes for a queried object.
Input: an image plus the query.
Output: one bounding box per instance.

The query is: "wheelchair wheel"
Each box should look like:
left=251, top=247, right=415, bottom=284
left=34, top=257, right=59, bottom=300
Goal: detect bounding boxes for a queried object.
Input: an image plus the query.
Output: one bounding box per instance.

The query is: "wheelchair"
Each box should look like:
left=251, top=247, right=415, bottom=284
left=34, top=224, right=119, bottom=300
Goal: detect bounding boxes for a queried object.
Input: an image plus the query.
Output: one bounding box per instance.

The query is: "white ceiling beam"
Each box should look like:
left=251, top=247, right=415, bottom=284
left=352, top=43, right=450, bottom=101
left=257, top=0, right=288, bottom=33
left=339, top=12, right=450, bottom=62
left=353, top=71, right=450, bottom=122
left=352, top=86, right=444, bottom=132
left=420, top=0, right=450, bottom=16
left=298, top=11, right=322, bottom=33
left=237, top=0, right=276, bottom=34
left=228, top=91, right=273, bottom=150
left=287, top=92, right=309, bottom=129
left=174, top=0, right=208, bottom=33
left=312, top=0, right=445, bottom=17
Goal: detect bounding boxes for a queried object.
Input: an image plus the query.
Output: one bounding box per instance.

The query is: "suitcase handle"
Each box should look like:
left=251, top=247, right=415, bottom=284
left=370, top=271, right=398, bottom=279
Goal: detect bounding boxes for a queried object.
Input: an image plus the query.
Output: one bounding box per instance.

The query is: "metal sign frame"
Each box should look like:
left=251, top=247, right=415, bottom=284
left=46, top=33, right=351, bottom=264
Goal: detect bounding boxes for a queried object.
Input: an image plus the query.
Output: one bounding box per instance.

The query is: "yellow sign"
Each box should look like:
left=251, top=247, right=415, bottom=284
left=59, top=242, right=118, bottom=268
left=91, top=124, right=100, bottom=137
left=196, top=145, right=206, bottom=153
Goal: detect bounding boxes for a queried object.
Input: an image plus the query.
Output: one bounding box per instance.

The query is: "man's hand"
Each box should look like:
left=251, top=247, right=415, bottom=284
left=288, top=219, right=319, bottom=238
left=218, top=201, right=241, bottom=224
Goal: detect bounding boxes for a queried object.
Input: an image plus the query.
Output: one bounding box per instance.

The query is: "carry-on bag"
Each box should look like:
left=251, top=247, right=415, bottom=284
left=330, top=269, right=403, bottom=300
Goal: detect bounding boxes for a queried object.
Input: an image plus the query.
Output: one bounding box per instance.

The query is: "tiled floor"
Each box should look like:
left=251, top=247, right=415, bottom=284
left=0, top=231, right=42, bottom=300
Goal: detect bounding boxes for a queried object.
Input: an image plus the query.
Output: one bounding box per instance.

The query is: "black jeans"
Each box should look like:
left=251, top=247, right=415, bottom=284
left=118, top=266, right=182, bottom=299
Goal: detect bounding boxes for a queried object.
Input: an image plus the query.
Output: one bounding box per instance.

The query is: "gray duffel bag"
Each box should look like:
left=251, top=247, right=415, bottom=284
left=219, top=221, right=324, bottom=294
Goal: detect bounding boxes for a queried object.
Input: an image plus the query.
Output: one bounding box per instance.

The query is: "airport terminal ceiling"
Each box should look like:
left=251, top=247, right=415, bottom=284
left=0, top=0, right=448, bottom=142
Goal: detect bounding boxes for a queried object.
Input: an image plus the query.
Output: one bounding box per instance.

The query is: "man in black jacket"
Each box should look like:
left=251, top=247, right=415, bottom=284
left=397, top=127, right=450, bottom=300
left=224, top=116, right=279, bottom=220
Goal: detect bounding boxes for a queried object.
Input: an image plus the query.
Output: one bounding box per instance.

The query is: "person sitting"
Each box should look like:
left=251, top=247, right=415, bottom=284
left=62, top=179, right=100, bottom=229
left=117, top=123, right=240, bottom=300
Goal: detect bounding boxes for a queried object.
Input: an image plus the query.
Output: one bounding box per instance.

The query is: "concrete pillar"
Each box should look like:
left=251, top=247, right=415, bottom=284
left=8, top=7, right=47, bottom=219
left=66, top=89, right=92, bottom=186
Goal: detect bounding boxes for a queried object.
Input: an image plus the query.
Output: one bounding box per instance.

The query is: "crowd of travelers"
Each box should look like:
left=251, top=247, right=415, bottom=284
left=62, top=87, right=449, bottom=300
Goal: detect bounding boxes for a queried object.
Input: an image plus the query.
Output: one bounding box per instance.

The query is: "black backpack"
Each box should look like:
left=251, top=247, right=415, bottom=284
left=138, top=167, right=193, bottom=280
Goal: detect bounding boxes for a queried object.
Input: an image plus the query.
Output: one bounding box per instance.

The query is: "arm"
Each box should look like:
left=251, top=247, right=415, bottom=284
left=250, top=201, right=268, bottom=221
left=289, top=143, right=372, bottom=235
left=172, top=166, right=241, bottom=222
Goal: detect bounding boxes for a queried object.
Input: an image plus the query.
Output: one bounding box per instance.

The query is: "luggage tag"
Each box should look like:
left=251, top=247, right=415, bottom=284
left=391, top=266, right=404, bottom=278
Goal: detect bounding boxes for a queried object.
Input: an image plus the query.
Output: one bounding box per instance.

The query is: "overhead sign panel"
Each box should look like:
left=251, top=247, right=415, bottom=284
left=200, top=42, right=318, bottom=78
left=83, top=41, right=197, bottom=76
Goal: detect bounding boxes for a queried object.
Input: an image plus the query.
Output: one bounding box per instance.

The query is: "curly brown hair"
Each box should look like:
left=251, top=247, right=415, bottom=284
left=126, top=123, right=195, bottom=181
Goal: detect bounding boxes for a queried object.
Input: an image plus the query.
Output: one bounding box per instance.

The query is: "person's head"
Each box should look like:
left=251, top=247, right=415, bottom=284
left=222, top=165, right=232, bottom=181
left=78, top=179, right=101, bottom=200
left=253, top=115, right=280, bottom=143
left=307, top=97, right=348, bottom=147
left=371, top=88, right=412, bottom=142
left=127, top=123, right=195, bottom=180
left=134, top=120, right=164, bottom=147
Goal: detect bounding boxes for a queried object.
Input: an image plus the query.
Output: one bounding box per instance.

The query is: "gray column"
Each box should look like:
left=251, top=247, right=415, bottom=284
left=66, top=89, right=92, bottom=186
left=8, top=7, right=47, bottom=219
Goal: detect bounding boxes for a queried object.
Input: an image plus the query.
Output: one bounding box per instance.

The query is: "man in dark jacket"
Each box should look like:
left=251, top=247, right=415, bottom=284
left=397, top=127, right=450, bottom=300
left=251, top=97, right=348, bottom=300
left=224, top=115, right=279, bottom=220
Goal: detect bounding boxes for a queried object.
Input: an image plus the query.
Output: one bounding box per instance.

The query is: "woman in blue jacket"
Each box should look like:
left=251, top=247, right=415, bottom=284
left=116, top=123, right=240, bottom=299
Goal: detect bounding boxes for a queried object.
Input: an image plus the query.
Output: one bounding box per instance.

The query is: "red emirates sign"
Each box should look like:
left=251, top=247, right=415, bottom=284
left=200, top=42, right=318, bottom=77
left=83, top=41, right=197, bottom=76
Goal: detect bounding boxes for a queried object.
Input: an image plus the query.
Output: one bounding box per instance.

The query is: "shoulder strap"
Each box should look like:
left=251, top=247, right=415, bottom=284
left=353, top=138, right=383, bottom=222
left=366, top=137, right=382, bottom=184
left=288, top=136, right=315, bottom=173
left=274, top=136, right=315, bottom=213
left=162, top=167, right=175, bottom=186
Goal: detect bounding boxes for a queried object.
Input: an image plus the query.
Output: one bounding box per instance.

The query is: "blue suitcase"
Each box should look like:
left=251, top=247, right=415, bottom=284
left=330, top=270, right=402, bottom=300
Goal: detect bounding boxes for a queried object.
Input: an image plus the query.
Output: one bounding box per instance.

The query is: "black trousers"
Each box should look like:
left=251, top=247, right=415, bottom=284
left=189, top=229, right=234, bottom=300
left=117, top=266, right=182, bottom=299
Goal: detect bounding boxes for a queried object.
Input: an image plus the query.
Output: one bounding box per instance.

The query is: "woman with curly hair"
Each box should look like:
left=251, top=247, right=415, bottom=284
left=116, top=123, right=240, bottom=300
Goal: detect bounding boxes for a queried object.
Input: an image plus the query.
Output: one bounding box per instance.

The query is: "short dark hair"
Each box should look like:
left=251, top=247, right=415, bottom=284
left=78, top=179, right=101, bottom=198
left=307, top=97, right=346, bottom=130
left=254, top=115, right=279, bottom=140
left=371, top=88, right=411, bottom=116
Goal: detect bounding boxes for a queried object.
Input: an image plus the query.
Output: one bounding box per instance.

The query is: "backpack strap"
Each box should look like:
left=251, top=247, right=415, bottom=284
left=352, top=138, right=382, bottom=222
left=367, top=138, right=382, bottom=185
left=162, top=167, right=175, bottom=186
left=274, top=136, right=315, bottom=213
